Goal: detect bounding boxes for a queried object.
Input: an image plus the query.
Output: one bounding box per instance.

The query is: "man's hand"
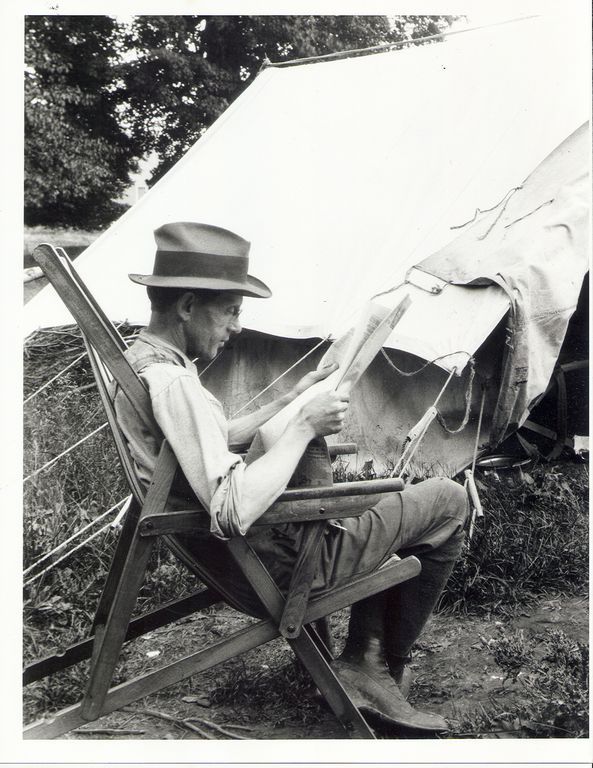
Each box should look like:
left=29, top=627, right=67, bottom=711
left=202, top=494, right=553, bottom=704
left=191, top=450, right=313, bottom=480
left=291, top=362, right=339, bottom=398
left=298, top=388, right=350, bottom=437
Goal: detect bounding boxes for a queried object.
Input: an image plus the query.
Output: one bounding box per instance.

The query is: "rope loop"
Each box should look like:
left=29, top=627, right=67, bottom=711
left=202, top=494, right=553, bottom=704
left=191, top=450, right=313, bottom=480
left=436, top=358, right=476, bottom=434
left=381, top=348, right=471, bottom=376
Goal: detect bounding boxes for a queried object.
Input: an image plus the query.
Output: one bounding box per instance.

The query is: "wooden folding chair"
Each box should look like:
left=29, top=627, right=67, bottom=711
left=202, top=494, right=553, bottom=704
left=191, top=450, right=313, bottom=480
left=23, top=244, right=421, bottom=739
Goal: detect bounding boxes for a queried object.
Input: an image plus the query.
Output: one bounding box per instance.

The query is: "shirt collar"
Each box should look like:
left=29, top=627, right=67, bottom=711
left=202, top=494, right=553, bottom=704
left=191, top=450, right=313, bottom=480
left=137, top=329, right=197, bottom=371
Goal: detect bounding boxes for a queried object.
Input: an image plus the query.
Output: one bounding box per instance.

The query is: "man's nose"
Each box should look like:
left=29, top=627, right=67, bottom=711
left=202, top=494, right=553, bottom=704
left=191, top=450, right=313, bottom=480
left=228, top=316, right=242, bottom=333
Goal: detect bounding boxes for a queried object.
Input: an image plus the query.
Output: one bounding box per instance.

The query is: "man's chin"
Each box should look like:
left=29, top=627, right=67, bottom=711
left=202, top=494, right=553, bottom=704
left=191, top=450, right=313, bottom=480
left=190, top=348, right=217, bottom=363
left=205, top=344, right=224, bottom=360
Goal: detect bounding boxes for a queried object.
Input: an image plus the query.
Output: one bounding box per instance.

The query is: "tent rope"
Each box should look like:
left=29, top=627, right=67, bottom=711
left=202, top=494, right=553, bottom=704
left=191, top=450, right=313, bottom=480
left=24, top=322, right=133, bottom=406
left=389, top=358, right=476, bottom=477
left=477, top=188, right=522, bottom=241
left=231, top=335, right=331, bottom=417
left=23, top=495, right=131, bottom=577
left=23, top=422, right=108, bottom=483
left=503, top=198, right=554, bottom=230
left=23, top=350, right=87, bottom=405
left=450, top=185, right=522, bottom=231
left=390, top=368, right=456, bottom=477
left=466, top=386, right=487, bottom=539
left=196, top=349, right=222, bottom=376
left=393, top=408, right=437, bottom=479
left=23, top=517, right=120, bottom=587
left=471, top=385, right=487, bottom=476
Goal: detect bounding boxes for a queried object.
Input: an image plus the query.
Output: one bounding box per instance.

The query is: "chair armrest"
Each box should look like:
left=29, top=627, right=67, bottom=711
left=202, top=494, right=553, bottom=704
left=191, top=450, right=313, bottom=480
left=277, top=477, right=404, bottom=501
left=257, top=477, right=404, bottom=525
left=137, top=478, right=405, bottom=535
left=138, top=495, right=380, bottom=536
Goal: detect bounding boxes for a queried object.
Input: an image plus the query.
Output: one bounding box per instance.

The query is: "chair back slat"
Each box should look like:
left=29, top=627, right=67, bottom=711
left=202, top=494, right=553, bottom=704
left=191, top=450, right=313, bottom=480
left=54, top=247, right=128, bottom=353
left=85, top=338, right=147, bottom=505
left=33, top=244, right=157, bottom=438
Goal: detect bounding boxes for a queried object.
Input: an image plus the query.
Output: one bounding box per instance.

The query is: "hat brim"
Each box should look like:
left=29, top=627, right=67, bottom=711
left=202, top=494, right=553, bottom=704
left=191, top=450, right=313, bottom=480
left=128, top=273, right=271, bottom=299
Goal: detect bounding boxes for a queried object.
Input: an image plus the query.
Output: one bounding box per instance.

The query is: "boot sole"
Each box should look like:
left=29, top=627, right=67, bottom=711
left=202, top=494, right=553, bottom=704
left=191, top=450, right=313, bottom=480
left=333, top=660, right=449, bottom=733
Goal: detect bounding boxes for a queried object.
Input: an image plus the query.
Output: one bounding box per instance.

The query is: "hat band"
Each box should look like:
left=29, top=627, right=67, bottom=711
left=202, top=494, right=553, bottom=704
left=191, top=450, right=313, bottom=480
left=153, top=250, right=249, bottom=283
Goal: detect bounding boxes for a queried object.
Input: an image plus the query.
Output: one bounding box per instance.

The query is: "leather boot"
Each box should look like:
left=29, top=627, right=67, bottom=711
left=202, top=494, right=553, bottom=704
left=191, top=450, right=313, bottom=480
left=384, top=556, right=458, bottom=671
left=390, top=658, right=413, bottom=698
left=334, top=597, right=448, bottom=733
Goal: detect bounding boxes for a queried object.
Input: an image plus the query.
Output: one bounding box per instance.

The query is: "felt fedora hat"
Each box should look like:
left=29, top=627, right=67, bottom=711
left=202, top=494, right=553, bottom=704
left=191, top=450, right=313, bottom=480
left=129, top=221, right=272, bottom=298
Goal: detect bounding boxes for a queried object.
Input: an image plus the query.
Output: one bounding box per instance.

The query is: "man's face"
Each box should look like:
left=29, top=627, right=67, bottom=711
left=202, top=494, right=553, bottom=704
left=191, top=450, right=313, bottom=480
left=185, top=292, right=243, bottom=361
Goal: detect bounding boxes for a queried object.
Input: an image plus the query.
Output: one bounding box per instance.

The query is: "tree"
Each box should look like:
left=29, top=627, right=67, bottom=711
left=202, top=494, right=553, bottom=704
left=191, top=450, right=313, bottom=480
left=24, top=16, right=140, bottom=228
left=24, top=15, right=457, bottom=227
left=120, top=15, right=457, bottom=183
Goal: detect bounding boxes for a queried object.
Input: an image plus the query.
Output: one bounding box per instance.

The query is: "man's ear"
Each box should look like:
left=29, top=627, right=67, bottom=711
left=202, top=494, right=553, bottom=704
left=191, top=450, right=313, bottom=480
left=176, top=290, right=196, bottom=322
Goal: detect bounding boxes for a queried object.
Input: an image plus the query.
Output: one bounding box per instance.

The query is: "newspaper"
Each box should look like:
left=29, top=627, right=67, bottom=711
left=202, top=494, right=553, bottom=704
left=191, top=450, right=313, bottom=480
left=246, top=294, right=411, bottom=459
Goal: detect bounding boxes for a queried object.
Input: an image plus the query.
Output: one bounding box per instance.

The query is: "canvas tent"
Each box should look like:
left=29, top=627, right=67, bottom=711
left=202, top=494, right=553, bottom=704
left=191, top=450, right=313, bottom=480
left=23, top=13, right=590, bottom=474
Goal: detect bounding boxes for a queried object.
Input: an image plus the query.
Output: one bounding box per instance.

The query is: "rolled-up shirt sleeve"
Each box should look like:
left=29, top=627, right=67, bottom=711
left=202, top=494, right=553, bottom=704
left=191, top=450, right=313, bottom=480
left=142, top=363, right=247, bottom=539
left=209, top=460, right=247, bottom=538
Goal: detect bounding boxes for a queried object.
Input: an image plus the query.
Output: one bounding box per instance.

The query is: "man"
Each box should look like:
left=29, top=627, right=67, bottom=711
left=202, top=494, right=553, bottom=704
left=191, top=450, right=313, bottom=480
left=116, top=221, right=468, bottom=733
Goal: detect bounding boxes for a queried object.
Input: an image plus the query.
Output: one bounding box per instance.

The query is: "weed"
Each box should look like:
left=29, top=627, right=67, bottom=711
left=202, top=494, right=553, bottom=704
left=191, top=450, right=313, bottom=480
left=209, top=641, right=320, bottom=728
left=488, top=628, right=534, bottom=682
left=454, top=627, right=588, bottom=738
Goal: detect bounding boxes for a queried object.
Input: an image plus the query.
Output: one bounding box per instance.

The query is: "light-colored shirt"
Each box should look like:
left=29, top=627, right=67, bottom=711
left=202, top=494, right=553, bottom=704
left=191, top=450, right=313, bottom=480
left=114, top=330, right=246, bottom=539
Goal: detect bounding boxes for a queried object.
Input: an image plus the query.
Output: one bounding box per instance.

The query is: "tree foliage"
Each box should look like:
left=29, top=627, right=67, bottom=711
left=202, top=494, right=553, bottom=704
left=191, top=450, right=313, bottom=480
left=24, top=14, right=457, bottom=228
left=24, top=16, right=139, bottom=228
left=120, top=15, right=457, bottom=183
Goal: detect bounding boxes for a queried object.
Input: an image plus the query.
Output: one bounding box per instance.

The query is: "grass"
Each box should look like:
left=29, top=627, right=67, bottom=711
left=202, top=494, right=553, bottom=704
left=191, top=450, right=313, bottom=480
left=22, top=328, right=589, bottom=734
left=24, top=225, right=103, bottom=268
left=441, top=462, right=589, bottom=614
left=23, top=326, right=198, bottom=719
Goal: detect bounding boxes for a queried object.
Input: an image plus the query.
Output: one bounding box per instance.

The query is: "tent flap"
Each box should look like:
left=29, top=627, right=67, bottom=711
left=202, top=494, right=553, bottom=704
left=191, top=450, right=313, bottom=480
left=418, top=123, right=590, bottom=443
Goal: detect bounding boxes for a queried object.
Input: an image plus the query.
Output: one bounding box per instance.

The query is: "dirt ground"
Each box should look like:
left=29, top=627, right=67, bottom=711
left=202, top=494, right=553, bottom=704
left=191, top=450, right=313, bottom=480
left=62, top=593, right=588, bottom=741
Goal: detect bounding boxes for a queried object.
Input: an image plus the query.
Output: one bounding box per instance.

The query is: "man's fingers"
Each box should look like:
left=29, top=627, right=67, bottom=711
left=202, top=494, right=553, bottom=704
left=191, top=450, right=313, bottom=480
left=336, top=384, right=352, bottom=400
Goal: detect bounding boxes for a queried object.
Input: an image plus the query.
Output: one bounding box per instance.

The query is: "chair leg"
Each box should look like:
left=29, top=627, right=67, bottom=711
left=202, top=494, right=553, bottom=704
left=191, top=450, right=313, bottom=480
left=280, top=520, right=327, bottom=638
left=81, top=533, right=156, bottom=721
left=307, top=618, right=335, bottom=661
left=289, top=627, right=375, bottom=738
left=83, top=442, right=180, bottom=720
left=25, top=617, right=279, bottom=739
left=91, top=496, right=143, bottom=632
left=226, top=537, right=375, bottom=738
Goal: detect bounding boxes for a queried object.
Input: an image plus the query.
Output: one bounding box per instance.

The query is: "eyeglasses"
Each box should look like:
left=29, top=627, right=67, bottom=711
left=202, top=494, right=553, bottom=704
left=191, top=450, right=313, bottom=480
left=222, top=305, right=242, bottom=320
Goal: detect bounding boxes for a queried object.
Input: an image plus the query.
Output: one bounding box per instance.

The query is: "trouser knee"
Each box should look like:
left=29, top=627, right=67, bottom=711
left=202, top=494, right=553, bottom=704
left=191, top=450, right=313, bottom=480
left=438, top=477, right=470, bottom=529
left=418, top=477, right=469, bottom=561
